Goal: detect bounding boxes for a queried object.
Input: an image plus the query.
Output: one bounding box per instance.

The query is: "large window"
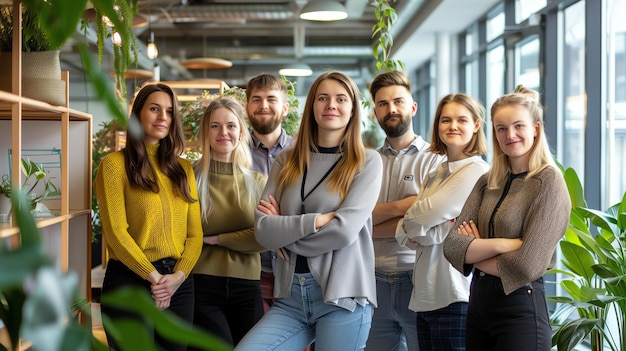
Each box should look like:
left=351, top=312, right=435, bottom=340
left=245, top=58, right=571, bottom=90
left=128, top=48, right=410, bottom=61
left=516, top=0, right=546, bottom=23
left=607, top=0, right=626, bottom=206
left=562, top=1, right=586, bottom=180
left=463, top=25, right=480, bottom=97
left=515, top=36, right=541, bottom=90
left=414, top=61, right=435, bottom=139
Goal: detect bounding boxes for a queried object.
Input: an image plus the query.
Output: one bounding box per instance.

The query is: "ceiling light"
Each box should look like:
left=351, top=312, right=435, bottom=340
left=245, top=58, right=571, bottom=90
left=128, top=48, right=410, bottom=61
left=279, top=63, right=313, bottom=77
left=179, top=57, right=233, bottom=69
left=299, top=1, right=348, bottom=21
left=146, top=32, right=159, bottom=59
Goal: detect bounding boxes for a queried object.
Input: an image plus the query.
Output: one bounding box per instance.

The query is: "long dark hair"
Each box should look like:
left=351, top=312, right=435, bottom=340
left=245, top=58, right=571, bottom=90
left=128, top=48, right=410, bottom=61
left=124, top=83, right=195, bottom=202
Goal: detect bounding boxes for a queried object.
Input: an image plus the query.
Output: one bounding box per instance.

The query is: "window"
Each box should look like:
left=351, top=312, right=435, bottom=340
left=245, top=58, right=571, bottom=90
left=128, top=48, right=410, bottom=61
left=516, top=0, right=546, bottom=23
left=485, top=44, right=505, bottom=161
left=606, top=0, right=626, bottom=206
left=562, top=1, right=586, bottom=180
left=487, top=9, right=505, bottom=42
left=462, top=25, right=480, bottom=97
left=515, top=36, right=541, bottom=90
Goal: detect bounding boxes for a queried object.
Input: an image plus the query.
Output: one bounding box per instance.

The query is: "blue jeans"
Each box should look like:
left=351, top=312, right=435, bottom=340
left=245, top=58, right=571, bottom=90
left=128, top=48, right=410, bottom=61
left=365, top=270, right=419, bottom=351
left=235, top=273, right=373, bottom=351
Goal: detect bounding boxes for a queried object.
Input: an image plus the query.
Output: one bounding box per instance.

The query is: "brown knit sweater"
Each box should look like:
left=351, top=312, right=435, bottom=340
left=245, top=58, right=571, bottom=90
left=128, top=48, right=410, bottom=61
left=192, top=160, right=267, bottom=280
left=443, top=166, right=571, bottom=294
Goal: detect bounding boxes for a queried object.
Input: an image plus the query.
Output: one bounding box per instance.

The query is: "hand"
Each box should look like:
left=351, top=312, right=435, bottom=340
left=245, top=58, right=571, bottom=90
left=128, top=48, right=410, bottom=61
left=276, top=247, right=287, bottom=260
left=156, top=297, right=171, bottom=310
left=203, top=235, right=219, bottom=245
left=457, top=220, right=481, bottom=238
left=315, top=212, right=335, bottom=230
left=151, top=270, right=185, bottom=304
left=258, top=195, right=280, bottom=215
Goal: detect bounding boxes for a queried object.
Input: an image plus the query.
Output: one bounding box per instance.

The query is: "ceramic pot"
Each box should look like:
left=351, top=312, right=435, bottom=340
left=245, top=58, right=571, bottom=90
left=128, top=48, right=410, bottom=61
left=0, top=50, right=66, bottom=106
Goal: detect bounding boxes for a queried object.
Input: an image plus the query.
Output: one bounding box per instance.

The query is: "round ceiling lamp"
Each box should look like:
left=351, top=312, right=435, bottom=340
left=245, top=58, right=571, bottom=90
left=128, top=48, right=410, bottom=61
left=109, top=69, right=154, bottom=79
left=179, top=57, right=233, bottom=70
left=299, top=1, right=348, bottom=21
left=83, top=8, right=149, bottom=28
left=279, top=63, right=313, bottom=77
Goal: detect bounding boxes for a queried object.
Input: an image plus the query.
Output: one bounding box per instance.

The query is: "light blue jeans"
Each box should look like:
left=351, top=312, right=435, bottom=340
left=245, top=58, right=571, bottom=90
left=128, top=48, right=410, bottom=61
left=365, top=270, right=419, bottom=351
left=235, top=273, right=373, bottom=351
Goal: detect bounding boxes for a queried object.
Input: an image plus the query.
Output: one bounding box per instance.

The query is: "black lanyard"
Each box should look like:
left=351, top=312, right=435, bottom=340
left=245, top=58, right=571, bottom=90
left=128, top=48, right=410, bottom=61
left=300, top=156, right=342, bottom=214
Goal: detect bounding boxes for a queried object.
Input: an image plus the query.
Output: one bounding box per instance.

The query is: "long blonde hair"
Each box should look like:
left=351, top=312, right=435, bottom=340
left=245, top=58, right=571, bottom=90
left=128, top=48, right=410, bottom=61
left=276, top=71, right=365, bottom=200
left=194, top=98, right=265, bottom=220
left=487, top=86, right=556, bottom=189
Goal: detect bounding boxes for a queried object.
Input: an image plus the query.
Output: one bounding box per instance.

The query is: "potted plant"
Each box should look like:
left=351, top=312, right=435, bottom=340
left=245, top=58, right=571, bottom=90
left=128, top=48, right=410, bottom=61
left=0, top=5, right=66, bottom=106
left=0, top=0, right=139, bottom=117
left=0, top=158, right=61, bottom=218
left=0, top=174, right=10, bottom=222
left=548, top=166, right=626, bottom=351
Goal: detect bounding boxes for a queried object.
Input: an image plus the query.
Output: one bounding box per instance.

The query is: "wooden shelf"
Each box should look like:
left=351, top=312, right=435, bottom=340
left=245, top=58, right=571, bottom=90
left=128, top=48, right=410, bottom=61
left=0, top=92, right=91, bottom=121
left=0, top=2, right=93, bottom=346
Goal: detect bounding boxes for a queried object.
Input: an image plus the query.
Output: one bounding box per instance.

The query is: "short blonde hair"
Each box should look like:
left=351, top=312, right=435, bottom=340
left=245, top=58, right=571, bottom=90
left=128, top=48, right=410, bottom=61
left=429, top=93, right=488, bottom=157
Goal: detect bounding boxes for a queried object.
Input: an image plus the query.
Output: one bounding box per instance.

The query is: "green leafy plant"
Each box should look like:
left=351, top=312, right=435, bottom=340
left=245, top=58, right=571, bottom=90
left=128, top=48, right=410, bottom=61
left=16, top=0, right=139, bottom=122
left=0, top=189, right=231, bottom=351
left=1, top=158, right=60, bottom=210
left=0, top=5, right=62, bottom=52
left=371, top=0, right=405, bottom=73
left=20, top=158, right=60, bottom=207
left=0, top=174, right=10, bottom=198
left=548, top=166, right=626, bottom=351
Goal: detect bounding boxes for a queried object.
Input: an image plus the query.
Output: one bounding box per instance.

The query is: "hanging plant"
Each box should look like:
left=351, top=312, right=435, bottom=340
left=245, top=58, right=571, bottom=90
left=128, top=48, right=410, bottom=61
left=371, top=0, right=405, bottom=73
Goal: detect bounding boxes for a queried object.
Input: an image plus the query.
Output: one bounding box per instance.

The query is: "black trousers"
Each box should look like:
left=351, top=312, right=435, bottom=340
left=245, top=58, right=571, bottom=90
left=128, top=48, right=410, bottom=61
left=101, top=258, right=195, bottom=351
left=466, top=270, right=551, bottom=351
left=191, top=274, right=263, bottom=348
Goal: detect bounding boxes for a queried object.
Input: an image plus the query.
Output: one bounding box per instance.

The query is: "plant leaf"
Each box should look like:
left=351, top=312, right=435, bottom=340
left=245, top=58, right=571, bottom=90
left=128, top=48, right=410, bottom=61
left=560, top=241, right=595, bottom=280
left=563, top=167, right=586, bottom=209
left=101, top=287, right=231, bottom=350
left=552, top=318, right=601, bottom=351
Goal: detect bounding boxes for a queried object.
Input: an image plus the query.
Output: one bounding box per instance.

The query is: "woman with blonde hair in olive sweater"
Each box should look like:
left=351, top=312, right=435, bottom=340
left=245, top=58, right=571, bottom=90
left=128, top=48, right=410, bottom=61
left=191, top=97, right=267, bottom=348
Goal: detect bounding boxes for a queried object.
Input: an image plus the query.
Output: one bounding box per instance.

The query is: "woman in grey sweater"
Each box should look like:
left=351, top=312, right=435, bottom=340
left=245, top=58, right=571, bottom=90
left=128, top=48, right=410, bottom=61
left=235, top=71, right=383, bottom=351
left=443, top=86, right=571, bottom=351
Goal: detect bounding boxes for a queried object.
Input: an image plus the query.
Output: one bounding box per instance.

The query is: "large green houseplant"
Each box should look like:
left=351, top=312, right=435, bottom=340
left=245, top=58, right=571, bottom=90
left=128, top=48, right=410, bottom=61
left=548, top=166, right=626, bottom=351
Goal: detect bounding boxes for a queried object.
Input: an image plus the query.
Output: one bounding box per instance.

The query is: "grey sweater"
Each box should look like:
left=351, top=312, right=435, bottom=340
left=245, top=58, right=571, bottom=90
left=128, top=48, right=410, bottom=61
left=443, top=166, right=571, bottom=295
left=255, top=149, right=383, bottom=308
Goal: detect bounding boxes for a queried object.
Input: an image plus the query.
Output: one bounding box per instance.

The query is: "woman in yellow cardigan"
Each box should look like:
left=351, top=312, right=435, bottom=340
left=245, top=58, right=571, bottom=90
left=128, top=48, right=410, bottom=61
left=95, top=83, right=203, bottom=351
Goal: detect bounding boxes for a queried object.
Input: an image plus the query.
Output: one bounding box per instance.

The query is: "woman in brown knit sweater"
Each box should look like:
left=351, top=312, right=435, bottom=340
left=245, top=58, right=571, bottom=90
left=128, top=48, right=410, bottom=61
left=443, top=86, right=571, bottom=351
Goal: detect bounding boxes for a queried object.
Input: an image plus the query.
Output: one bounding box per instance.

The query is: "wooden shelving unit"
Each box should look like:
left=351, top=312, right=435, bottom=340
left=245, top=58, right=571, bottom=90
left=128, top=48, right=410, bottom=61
left=0, top=1, right=93, bottom=350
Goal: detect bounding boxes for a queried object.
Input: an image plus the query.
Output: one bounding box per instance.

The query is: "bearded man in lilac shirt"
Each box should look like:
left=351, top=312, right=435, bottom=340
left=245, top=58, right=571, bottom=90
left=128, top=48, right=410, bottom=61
left=245, top=73, right=294, bottom=312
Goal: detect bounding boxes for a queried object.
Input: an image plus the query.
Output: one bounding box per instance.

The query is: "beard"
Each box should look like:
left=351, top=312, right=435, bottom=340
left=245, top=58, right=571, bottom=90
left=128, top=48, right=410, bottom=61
left=379, top=113, right=412, bottom=138
left=248, top=113, right=283, bottom=135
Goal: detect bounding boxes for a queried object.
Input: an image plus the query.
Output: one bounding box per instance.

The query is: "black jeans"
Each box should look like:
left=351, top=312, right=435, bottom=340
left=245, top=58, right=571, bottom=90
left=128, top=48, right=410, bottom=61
left=101, top=258, right=195, bottom=351
left=191, top=274, right=263, bottom=348
left=466, top=270, right=551, bottom=351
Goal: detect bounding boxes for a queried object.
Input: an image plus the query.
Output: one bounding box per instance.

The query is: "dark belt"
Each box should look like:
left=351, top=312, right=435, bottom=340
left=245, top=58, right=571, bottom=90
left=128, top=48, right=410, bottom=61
left=151, top=257, right=177, bottom=274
